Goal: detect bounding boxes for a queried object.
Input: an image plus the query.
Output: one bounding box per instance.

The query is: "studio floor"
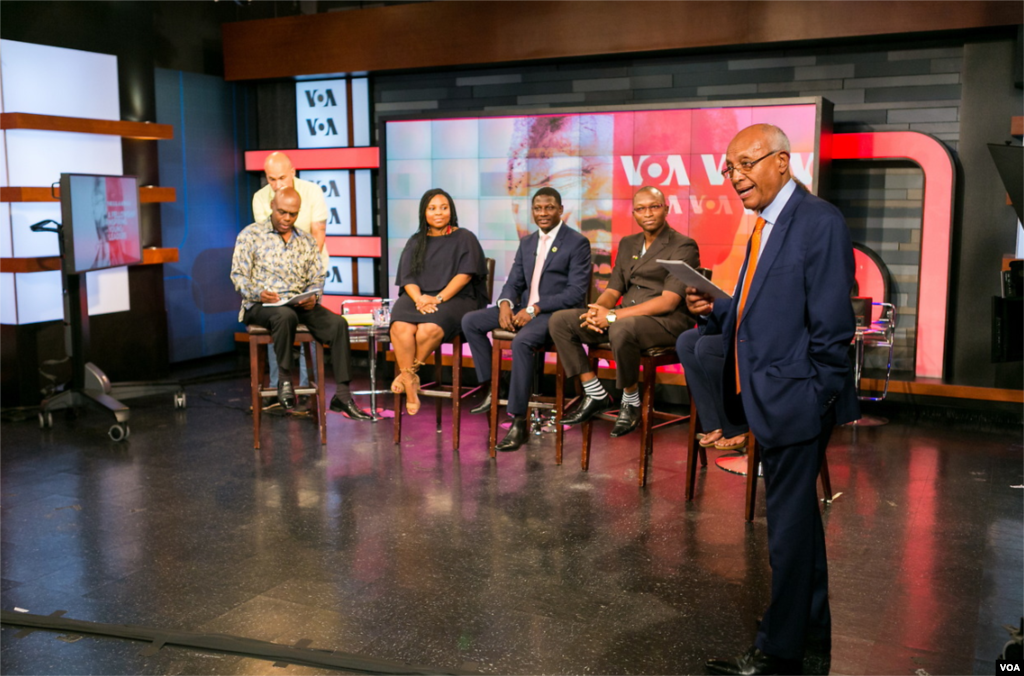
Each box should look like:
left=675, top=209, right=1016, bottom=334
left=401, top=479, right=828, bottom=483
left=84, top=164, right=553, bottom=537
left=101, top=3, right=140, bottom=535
left=1, top=373, right=1021, bottom=675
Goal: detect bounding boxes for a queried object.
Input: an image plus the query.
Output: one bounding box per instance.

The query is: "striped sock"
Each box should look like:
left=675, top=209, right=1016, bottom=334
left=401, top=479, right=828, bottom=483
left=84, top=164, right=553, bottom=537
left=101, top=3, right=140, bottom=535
left=621, top=388, right=641, bottom=408
left=582, top=378, right=608, bottom=400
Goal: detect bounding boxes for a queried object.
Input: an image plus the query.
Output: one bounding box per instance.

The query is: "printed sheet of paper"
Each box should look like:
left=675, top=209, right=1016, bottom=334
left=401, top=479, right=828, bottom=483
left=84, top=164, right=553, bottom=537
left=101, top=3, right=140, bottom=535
left=263, top=290, right=318, bottom=307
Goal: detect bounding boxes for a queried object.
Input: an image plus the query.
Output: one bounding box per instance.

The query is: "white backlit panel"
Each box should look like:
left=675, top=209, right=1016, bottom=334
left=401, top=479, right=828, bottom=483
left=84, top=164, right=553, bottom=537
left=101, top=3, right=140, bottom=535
left=355, top=169, right=373, bottom=235
left=15, top=271, right=63, bottom=324
left=5, top=131, right=123, bottom=186
left=0, top=273, right=16, bottom=324
left=352, top=78, right=370, bottom=147
left=0, top=40, right=119, bottom=120
left=11, top=203, right=62, bottom=258
left=0, top=101, right=6, bottom=187
left=86, top=267, right=130, bottom=315
left=0, top=204, right=12, bottom=258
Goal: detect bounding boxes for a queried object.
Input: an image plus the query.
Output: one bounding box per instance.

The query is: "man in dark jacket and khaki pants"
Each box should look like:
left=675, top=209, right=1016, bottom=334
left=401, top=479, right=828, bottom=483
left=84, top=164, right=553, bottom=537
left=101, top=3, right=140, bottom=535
left=549, top=186, right=700, bottom=438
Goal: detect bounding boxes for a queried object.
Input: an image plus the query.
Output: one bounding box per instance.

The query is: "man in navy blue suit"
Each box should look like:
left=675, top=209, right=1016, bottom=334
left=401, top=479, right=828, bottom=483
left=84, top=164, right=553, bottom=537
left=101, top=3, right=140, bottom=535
left=692, top=124, right=859, bottom=676
left=462, top=187, right=592, bottom=452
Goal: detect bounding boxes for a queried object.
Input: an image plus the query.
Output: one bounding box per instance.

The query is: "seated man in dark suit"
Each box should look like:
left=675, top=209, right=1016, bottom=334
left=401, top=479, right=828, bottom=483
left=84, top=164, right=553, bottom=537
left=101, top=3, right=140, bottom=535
left=549, top=186, right=700, bottom=437
left=462, top=187, right=592, bottom=452
left=230, top=187, right=372, bottom=421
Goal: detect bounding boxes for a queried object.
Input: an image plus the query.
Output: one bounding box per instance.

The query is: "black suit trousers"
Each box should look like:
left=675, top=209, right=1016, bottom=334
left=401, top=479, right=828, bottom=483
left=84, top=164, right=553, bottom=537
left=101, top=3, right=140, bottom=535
left=754, top=406, right=835, bottom=661
left=244, top=304, right=352, bottom=385
left=462, top=306, right=551, bottom=417
left=548, top=309, right=678, bottom=389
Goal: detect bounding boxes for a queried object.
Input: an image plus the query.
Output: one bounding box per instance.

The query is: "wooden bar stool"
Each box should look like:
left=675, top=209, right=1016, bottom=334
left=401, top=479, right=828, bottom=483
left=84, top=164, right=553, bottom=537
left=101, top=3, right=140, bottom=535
left=247, top=325, right=327, bottom=450
left=685, top=402, right=833, bottom=521
left=578, top=344, right=688, bottom=486
left=486, top=332, right=567, bottom=461
left=393, top=259, right=495, bottom=451
left=393, top=334, right=481, bottom=450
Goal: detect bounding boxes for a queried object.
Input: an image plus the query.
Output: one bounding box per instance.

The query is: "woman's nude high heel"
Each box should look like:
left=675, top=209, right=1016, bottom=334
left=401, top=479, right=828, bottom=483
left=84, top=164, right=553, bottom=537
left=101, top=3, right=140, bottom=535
left=402, top=366, right=421, bottom=415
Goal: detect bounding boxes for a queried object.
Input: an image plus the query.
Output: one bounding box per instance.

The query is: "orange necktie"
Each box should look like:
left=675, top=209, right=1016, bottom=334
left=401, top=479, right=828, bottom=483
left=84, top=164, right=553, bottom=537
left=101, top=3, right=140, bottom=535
left=735, top=217, right=767, bottom=392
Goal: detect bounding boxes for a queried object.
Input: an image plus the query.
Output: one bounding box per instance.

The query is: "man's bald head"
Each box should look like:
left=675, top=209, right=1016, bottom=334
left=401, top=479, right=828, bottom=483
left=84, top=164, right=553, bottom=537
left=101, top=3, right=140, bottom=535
left=270, top=187, right=302, bottom=235
left=725, top=124, right=792, bottom=213
left=634, top=186, right=666, bottom=204
left=264, top=152, right=296, bottom=193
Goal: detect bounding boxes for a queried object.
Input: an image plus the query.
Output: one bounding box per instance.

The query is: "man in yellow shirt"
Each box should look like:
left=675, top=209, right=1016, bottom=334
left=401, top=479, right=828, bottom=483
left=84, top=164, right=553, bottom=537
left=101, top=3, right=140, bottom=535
left=252, top=152, right=331, bottom=402
left=252, top=152, right=330, bottom=271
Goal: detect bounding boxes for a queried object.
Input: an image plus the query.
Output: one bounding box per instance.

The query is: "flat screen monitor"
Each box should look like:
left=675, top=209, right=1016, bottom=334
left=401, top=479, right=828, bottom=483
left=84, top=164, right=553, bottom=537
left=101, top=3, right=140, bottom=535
left=381, top=98, right=830, bottom=299
left=59, top=173, right=143, bottom=275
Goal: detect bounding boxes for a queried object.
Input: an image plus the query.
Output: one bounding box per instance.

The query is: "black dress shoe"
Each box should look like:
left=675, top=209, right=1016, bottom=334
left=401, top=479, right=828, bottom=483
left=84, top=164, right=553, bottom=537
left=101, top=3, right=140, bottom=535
left=557, top=395, right=612, bottom=426
left=610, top=403, right=641, bottom=437
left=470, top=392, right=493, bottom=415
left=330, top=396, right=374, bottom=421
left=705, top=647, right=802, bottom=675
left=277, top=380, right=295, bottom=410
left=495, top=416, right=528, bottom=452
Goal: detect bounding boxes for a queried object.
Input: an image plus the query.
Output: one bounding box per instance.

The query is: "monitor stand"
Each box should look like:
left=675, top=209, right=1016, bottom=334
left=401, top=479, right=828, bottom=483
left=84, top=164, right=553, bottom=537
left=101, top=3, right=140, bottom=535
left=38, top=266, right=185, bottom=441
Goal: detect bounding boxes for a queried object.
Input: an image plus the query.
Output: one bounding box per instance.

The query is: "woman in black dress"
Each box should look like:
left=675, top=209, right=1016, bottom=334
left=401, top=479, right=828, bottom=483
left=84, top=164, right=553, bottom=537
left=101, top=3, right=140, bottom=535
left=390, top=189, right=489, bottom=414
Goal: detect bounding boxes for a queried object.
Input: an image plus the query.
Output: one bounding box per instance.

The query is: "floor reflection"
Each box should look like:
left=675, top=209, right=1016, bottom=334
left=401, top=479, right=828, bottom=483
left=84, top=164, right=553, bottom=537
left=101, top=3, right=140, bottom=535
left=1, top=378, right=1020, bottom=675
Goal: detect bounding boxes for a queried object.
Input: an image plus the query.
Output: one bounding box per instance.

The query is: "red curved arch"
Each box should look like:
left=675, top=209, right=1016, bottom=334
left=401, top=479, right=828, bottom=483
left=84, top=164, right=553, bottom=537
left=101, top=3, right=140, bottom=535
left=834, top=132, right=954, bottom=379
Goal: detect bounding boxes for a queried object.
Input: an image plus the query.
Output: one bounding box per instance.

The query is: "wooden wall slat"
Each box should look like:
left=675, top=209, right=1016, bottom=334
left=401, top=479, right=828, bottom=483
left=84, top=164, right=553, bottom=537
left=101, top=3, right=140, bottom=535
left=0, top=113, right=173, bottom=140
left=222, top=1, right=1022, bottom=81
left=0, top=248, right=179, bottom=274
left=1, top=186, right=176, bottom=203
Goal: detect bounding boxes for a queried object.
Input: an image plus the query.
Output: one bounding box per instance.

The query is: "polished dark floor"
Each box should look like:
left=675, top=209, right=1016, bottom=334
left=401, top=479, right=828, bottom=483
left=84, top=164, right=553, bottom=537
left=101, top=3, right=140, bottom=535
left=1, top=373, right=1021, bottom=675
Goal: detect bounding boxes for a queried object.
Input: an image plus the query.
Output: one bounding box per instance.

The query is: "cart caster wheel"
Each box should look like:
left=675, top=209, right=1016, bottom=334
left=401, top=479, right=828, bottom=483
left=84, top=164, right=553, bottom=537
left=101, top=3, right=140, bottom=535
left=39, top=411, right=53, bottom=429
left=174, top=392, right=187, bottom=409
left=108, top=423, right=129, bottom=442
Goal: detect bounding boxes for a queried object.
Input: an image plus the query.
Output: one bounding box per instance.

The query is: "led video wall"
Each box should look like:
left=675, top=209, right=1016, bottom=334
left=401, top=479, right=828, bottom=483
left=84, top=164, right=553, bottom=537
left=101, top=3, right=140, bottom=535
left=382, top=101, right=828, bottom=298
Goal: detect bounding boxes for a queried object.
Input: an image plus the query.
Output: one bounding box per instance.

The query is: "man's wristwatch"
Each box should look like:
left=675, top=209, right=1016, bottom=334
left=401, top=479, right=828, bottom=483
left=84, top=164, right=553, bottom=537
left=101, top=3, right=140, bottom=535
left=606, top=310, right=617, bottom=324
left=525, top=305, right=536, bottom=317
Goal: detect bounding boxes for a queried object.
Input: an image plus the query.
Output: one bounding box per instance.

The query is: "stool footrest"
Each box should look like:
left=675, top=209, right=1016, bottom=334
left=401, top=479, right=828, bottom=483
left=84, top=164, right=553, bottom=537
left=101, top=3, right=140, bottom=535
left=418, top=390, right=454, bottom=400
left=259, top=386, right=319, bottom=398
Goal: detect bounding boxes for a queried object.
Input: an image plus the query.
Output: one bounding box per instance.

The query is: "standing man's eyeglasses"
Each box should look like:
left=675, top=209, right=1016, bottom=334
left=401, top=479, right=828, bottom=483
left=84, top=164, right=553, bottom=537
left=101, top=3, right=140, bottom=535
left=721, top=150, right=782, bottom=178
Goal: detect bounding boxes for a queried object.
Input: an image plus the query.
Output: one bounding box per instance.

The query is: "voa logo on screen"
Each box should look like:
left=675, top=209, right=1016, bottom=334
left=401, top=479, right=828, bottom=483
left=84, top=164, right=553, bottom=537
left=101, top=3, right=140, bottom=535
left=619, top=153, right=816, bottom=214
left=296, top=79, right=349, bottom=148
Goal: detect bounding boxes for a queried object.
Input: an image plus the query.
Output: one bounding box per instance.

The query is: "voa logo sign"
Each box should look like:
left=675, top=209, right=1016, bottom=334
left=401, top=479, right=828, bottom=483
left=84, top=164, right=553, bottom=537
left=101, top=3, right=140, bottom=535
left=299, top=170, right=351, bottom=234
left=619, top=153, right=816, bottom=215
left=296, top=79, right=349, bottom=148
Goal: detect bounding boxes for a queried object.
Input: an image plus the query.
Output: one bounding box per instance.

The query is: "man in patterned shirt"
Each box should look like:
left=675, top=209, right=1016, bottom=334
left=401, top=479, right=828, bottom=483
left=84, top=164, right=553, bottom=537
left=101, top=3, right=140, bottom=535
left=231, top=188, right=372, bottom=420
left=252, top=151, right=329, bottom=398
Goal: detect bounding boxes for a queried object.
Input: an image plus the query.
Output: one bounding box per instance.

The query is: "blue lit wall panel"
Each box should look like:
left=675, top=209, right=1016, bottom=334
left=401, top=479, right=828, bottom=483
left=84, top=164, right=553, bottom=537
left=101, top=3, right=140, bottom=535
left=156, top=68, right=245, bottom=362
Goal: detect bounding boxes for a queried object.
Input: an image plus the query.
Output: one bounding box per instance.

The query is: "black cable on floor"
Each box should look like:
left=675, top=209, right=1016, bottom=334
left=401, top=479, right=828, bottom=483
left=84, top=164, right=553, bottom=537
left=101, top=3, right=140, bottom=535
left=1, top=610, right=475, bottom=675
